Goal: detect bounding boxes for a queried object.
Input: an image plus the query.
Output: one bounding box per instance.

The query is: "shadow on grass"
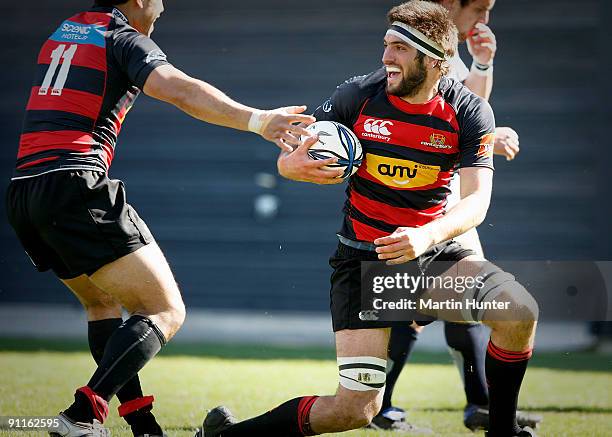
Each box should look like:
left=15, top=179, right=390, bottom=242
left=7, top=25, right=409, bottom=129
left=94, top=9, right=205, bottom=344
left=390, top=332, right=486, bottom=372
left=424, top=406, right=612, bottom=414
left=1, top=337, right=611, bottom=373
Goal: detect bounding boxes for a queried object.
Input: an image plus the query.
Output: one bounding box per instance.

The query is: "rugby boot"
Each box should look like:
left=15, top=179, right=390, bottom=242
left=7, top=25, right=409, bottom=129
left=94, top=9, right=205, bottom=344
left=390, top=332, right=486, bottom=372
left=194, top=406, right=238, bottom=437
left=366, top=406, right=433, bottom=434
left=464, top=404, right=543, bottom=431
left=485, top=425, right=537, bottom=436
left=49, top=413, right=110, bottom=437
left=128, top=411, right=166, bottom=437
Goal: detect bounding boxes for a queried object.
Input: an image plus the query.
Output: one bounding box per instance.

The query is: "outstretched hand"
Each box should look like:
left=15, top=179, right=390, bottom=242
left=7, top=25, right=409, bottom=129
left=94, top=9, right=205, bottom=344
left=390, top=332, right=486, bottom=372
left=255, top=106, right=317, bottom=152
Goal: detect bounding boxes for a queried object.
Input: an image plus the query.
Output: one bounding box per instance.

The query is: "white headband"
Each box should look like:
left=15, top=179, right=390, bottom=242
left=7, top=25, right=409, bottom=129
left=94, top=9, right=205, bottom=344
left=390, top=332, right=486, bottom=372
left=386, top=21, right=446, bottom=60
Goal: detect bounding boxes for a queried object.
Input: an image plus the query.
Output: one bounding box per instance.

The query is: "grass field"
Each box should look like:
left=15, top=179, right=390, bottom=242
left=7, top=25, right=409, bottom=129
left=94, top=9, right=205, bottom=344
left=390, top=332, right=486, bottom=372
left=0, top=339, right=610, bottom=437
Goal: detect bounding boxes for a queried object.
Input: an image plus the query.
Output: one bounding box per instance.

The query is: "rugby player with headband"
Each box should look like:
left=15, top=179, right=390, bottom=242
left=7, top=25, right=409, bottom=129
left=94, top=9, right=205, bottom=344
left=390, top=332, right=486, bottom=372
left=198, top=2, right=539, bottom=437
left=378, top=0, right=539, bottom=434
left=387, top=21, right=449, bottom=61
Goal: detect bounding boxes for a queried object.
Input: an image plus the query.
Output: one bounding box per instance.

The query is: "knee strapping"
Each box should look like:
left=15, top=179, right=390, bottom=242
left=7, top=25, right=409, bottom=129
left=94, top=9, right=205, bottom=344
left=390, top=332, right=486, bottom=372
left=338, top=356, right=387, bottom=392
left=461, top=267, right=522, bottom=322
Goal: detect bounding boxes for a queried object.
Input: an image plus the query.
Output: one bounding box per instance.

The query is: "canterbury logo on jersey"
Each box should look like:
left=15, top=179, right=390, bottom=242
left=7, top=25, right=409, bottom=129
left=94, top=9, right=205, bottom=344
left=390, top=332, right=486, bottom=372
left=362, top=118, right=393, bottom=142
left=420, top=133, right=452, bottom=150
left=366, top=154, right=440, bottom=188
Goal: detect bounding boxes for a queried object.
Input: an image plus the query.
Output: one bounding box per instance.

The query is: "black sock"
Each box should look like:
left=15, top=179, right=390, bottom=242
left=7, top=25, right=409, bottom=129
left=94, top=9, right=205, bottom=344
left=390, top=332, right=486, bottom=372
left=486, top=340, right=532, bottom=436
left=381, top=325, right=419, bottom=411
left=88, top=319, right=163, bottom=435
left=444, top=322, right=489, bottom=406
left=224, top=396, right=319, bottom=436
left=119, top=396, right=163, bottom=436
left=64, top=316, right=166, bottom=424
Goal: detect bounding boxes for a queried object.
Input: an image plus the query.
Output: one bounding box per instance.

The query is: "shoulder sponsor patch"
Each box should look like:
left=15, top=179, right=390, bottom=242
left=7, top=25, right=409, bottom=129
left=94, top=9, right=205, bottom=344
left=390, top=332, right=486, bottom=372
left=145, top=49, right=167, bottom=64
left=476, top=133, right=495, bottom=159
left=50, top=20, right=107, bottom=48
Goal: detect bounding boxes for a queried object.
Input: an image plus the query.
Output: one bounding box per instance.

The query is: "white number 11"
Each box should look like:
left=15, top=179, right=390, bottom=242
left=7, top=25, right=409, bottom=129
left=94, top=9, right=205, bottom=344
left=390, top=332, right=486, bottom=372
left=39, top=44, right=78, bottom=96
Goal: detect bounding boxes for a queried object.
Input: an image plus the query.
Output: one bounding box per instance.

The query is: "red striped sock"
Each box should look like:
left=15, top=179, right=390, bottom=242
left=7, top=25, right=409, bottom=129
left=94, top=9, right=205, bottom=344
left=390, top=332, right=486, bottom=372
left=487, top=341, right=532, bottom=363
left=297, top=396, right=319, bottom=436
left=222, top=395, right=320, bottom=436
left=486, top=340, right=533, bottom=436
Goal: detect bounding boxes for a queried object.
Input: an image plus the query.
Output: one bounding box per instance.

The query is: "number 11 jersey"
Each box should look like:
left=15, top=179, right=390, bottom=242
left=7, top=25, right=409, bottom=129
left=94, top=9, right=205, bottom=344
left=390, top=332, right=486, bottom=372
left=13, top=6, right=170, bottom=179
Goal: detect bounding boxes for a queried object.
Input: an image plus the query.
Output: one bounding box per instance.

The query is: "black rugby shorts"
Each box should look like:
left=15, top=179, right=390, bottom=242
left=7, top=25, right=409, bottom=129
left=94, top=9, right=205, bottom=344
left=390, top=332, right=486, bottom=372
left=6, top=170, right=153, bottom=279
left=329, top=240, right=476, bottom=331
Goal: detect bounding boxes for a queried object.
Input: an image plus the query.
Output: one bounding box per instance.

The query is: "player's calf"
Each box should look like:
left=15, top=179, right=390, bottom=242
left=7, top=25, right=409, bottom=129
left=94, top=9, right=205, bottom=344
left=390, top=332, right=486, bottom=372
left=304, top=357, right=386, bottom=433
left=456, top=269, right=538, bottom=436
left=323, top=389, right=382, bottom=431
left=483, top=286, right=537, bottom=436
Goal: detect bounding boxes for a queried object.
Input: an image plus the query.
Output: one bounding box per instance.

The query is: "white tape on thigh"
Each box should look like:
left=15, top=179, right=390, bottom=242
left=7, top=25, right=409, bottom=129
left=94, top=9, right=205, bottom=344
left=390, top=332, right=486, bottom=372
left=460, top=266, right=514, bottom=322
left=338, top=356, right=387, bottom=392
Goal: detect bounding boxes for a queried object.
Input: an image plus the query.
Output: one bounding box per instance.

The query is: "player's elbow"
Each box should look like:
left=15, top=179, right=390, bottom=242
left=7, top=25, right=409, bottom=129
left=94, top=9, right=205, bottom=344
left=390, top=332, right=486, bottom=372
left=472, top=193, right=491, bottom=227
left=474, top=205, right=489, bottom=227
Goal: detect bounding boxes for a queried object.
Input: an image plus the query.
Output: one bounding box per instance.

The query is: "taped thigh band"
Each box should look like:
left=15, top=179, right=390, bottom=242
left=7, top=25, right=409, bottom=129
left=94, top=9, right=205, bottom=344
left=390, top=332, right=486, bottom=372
left=338, top=356, right=387, bottom=392
left=461, top=266, right=516, bottom=322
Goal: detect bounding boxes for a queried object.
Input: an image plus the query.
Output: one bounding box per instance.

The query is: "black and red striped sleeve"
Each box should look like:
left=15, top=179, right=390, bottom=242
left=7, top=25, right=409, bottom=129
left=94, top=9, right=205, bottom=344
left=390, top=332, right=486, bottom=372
left=112, top=26, right=171, bottom=90
left=457, top=96, right=496, bottom=170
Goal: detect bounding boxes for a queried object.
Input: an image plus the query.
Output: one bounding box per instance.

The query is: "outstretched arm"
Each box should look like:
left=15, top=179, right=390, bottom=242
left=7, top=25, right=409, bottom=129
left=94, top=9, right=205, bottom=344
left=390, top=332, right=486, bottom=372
left=143, top=65, right=315, bottom=151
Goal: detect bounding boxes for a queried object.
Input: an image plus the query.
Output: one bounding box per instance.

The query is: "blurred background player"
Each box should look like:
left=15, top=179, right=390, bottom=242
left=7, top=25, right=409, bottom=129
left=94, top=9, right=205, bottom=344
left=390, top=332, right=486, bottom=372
left=375, top=0, right=542, bottom=432
left=5, top=0, right=316, bottom=436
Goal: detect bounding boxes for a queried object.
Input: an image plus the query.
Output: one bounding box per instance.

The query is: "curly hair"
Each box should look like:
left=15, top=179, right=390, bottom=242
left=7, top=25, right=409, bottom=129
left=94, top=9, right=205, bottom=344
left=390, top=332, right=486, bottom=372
left=387, top=1, right=459, bottom=75
left=425, top=0, right=476, bottom=6
left=94, top=0, right=129, bottom=6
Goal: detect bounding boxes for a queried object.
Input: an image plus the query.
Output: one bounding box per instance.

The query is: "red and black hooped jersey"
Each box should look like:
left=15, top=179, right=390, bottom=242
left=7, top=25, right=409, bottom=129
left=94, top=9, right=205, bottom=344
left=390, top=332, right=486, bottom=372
left=13, top=7, right=170, bottom=179
left=313, top=68, right=495, bottom=243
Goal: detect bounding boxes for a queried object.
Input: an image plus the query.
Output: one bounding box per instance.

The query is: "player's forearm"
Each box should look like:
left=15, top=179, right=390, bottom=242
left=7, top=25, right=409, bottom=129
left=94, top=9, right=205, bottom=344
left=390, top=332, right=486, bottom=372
left=423, top=192, right=490, bottom=246
left=463, top=72, right=493, bottom=101
left=167, top=75, right=253, bottom=131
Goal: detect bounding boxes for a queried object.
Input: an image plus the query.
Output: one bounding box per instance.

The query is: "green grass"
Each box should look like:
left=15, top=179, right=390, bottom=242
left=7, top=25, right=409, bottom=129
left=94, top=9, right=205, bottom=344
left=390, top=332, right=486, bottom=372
left=0, top=340, right=610, bottom=436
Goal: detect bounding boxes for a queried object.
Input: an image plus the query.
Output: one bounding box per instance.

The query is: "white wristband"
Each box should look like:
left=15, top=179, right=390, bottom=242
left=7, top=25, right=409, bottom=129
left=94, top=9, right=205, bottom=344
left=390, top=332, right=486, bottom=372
left=248, top=110, right=266, bottom=134
left=471, top=61, right=493, bottom=77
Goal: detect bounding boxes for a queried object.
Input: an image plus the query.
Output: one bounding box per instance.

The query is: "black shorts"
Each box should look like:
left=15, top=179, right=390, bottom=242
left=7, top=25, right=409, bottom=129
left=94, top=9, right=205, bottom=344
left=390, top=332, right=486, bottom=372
left=329, top=240, right=476, bottom=332
left=6, top=170, right=153, bottom=279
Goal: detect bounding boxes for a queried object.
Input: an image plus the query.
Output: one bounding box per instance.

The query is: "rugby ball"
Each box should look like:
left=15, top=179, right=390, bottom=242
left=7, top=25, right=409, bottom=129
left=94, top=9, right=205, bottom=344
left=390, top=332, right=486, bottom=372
left=306, top=121, right=363, bottom=179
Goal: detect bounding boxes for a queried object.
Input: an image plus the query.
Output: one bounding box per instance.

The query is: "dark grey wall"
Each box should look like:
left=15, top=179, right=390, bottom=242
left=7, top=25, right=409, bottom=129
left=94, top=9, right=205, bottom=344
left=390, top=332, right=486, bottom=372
left=0, top=0, right=609, bottom=311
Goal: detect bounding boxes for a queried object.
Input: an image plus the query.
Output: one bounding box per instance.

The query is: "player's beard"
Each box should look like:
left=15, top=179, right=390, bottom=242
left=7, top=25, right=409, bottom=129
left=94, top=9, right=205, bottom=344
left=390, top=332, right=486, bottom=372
left=387, top=54, right=428, bottom=98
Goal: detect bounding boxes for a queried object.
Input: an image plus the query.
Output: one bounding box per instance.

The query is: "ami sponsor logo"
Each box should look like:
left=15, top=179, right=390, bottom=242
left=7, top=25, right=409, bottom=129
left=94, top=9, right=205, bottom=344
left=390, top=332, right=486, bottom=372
left=366, top=154, right=440, bottom=188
